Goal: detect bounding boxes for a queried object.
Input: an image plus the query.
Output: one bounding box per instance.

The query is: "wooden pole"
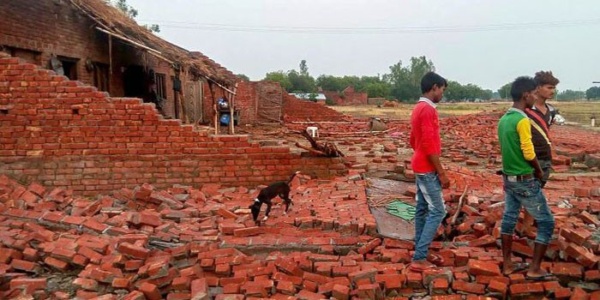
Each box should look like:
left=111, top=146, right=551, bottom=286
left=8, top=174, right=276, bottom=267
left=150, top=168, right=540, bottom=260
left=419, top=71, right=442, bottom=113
left=108, top=35, right=112, bottom=94
left=179, top=68, right=188, bottom=124
left=228, top=82, right=238, bottom=134
left=209, top=82, right=218, bottom=135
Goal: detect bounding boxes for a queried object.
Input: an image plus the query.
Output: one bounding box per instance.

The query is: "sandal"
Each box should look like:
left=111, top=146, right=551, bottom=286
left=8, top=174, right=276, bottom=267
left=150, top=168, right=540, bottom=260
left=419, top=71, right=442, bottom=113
left=503, top=262, right=529, bottom=276
left=427, top=253, right=445, bottom=266
left=526, top=273, right=557, bottom=281
left=408, top=261, right=436, bottom=272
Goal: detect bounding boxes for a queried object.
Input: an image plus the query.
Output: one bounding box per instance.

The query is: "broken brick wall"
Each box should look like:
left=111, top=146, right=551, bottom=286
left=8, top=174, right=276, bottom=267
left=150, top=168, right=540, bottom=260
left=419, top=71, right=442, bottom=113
left=283, top=93, right=351, bottom=123
left=0, top=54, right=347, bottom=195
left=323, top=86, right=368, bottom=106
left=0, top=0, right=181, bottom=119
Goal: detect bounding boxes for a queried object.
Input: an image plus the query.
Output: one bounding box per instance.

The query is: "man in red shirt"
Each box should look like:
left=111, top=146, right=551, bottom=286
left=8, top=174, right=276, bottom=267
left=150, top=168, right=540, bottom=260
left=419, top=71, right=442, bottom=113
left=408, top=72, right=449, bottom=271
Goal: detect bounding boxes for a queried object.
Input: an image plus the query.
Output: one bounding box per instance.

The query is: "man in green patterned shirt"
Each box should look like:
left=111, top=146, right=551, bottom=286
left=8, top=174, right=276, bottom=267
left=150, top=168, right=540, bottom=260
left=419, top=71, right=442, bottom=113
left=497, top=76, right=555, bottom=281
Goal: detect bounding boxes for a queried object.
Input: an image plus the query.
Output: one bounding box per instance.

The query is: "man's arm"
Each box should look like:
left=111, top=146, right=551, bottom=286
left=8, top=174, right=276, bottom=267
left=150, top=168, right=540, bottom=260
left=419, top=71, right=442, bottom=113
left=517, top=118, right=543, bottom=180
left=428, top=154, right=449, bottom=188
left=420, top=108, right=449, bottom=188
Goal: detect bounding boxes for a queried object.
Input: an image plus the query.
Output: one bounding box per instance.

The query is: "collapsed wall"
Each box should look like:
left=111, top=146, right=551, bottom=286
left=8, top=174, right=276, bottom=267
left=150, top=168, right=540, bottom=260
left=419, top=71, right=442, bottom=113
left=0, top=54, right=347, bottom=195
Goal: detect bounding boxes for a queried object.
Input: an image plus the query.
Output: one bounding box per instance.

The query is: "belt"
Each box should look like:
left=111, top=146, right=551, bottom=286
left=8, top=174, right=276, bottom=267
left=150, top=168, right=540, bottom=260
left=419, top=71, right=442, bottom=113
left=503, top=174, right=534, bottom=182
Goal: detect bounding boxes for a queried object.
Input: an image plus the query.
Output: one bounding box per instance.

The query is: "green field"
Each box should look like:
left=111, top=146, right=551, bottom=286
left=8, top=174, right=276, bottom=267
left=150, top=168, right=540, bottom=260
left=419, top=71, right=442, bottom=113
left=331, top=101, right=600, bottom=125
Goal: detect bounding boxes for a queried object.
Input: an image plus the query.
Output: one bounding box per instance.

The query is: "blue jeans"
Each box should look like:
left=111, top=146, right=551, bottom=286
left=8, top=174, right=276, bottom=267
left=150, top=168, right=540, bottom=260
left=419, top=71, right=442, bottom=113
left=413, top=172, right=446, bottom=261
left=500, top=178, right=555, bottom=244
left=539, top=159, right=552, bottom=188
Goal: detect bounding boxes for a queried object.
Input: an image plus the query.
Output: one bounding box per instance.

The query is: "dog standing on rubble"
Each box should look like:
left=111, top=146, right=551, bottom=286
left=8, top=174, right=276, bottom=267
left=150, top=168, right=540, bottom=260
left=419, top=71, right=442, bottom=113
left=249, top=171, right=299, bottom=225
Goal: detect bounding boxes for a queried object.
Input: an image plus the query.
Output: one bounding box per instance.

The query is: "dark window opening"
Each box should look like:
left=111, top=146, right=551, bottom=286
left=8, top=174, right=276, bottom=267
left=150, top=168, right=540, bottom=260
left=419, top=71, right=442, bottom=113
left=72, top=109, right=79, bottom=115
left=58, top=56, right=79, bottom=80
left=1, top=109, right=8, bottom=115
left=123, top=65, right=146, bottom=98
left=155, top=73, right=166, bottom=100
left=1, top=46, right=41, bottom=65
left=92, top=62, right=109, bottom=92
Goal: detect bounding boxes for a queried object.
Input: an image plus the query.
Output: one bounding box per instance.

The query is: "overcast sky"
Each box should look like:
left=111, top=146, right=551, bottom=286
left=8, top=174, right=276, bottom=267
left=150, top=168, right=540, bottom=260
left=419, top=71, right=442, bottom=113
left=128, top=0, right=600, bottom=91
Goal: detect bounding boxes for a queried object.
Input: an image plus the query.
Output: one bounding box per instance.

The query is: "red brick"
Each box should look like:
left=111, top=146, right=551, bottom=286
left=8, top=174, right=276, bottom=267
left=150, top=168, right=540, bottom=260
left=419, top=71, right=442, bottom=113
left=11, top=259, right=40, bottom=273
left=191, top=278, right=209, bottom=299
left=276, top=280, right=296, bottom=295
left=222, top=283, right=241, bottom=294
left=467, top=259, right=501, bottom=276
left=561, top=228, right=592, bottom=245
left=73, top=278, right=99, bottom=291
left=375, top=273, right=405, bottom=290
left=487, top=279, right=507, bottom=295
left=0, top=248, right=22, bottom=263
left=233, top=226, right=263, bottom=237
left=216, top=208, right=238, bottom=219
left=139, top=212, right=162, bottom=227
left=357, top=238, right=382, bottom=255
left=78, top=246, right=103, bottom=264
left=51, top=247, right=76, bottom=261
left=139, top=282, right=162, bottom=300
left=117, top=242, right=150, bottom=259
left=10, top=277, right=47, bottom=293
left=551, top=262, right=583, bottom=280
left=296, top=289, right=325, bottom=300
left=451, top=280, right=485, bottom=295
left=112, top=277, right=130, bottom=289
left=172, top=276, right=191, bottom=290
left=356, top=282, right=383, bottom=299
left=332, top=284, right=350, bottom=300
left=215, top=295, right=244, bottom=300
left=348, top=268, right=377, bottom=284
left=553, top=287, right=572, bottom=299
left=44, top=256, right=69, bottom=271
left=83, top=219, right=109, bottom=233
left=509, top=282, right=544, bottom=297
left=571, top=287, right=589, bottom=300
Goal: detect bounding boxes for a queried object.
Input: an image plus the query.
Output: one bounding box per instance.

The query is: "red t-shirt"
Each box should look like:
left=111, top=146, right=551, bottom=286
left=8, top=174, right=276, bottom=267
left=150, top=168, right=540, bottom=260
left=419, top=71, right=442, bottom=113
left=410, top=100, right=441, bottom=173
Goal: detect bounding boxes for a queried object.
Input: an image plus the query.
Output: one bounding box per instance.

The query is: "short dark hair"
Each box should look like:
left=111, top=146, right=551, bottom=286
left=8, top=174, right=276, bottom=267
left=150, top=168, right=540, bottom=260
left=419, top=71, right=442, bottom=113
left=421, top=72, right=447, bottom=93
left=534, top=71, right=559, bottom=86
left=510, top=76, right=537, bottom=102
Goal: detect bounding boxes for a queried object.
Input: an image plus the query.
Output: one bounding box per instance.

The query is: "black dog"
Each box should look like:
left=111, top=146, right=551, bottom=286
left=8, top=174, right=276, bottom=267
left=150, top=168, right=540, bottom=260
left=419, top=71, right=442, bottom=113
left=249, top=172, right=299, bottom=225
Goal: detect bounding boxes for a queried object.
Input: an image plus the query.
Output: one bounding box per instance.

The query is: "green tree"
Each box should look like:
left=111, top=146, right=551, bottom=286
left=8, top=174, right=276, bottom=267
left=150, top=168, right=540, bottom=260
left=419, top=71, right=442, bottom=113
left=557, top=89, right=585, bottom=101
left=586, top=86, right=600, bottom=100
left=364, top=82, right=391, bottom=98
left=299, top=60, right=309, bottom=76
left=108, top=0, right=160, bottom=33
left=236, top=74, right=250, bottom=81
left=288, top=70, right=317, bottom=93
left=316, top=75, right=345, bottom=92
left=264, top=71, right=292, bottom=90
left=384, top=56, right=435, bottom=102
left=498, top=82, right=512, bottom=100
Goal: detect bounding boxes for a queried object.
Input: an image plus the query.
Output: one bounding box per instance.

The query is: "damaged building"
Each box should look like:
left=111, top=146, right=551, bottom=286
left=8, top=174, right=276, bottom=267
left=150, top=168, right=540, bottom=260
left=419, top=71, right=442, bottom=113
left=0, top=0, right=238, bottom=124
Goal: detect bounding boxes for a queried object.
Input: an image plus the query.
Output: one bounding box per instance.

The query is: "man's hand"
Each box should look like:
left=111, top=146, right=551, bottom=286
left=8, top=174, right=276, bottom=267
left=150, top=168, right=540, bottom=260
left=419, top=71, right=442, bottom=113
left=438, top=172, right=450, bottom=189
left=534, top=169, right=543, bottom=181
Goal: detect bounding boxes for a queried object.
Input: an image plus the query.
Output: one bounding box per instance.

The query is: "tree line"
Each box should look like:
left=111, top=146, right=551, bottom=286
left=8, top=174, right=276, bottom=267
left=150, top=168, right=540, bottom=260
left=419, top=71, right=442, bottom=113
left=259, top=57, right=495, bottom=102
left=251, top=57, right=599, bottom=102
